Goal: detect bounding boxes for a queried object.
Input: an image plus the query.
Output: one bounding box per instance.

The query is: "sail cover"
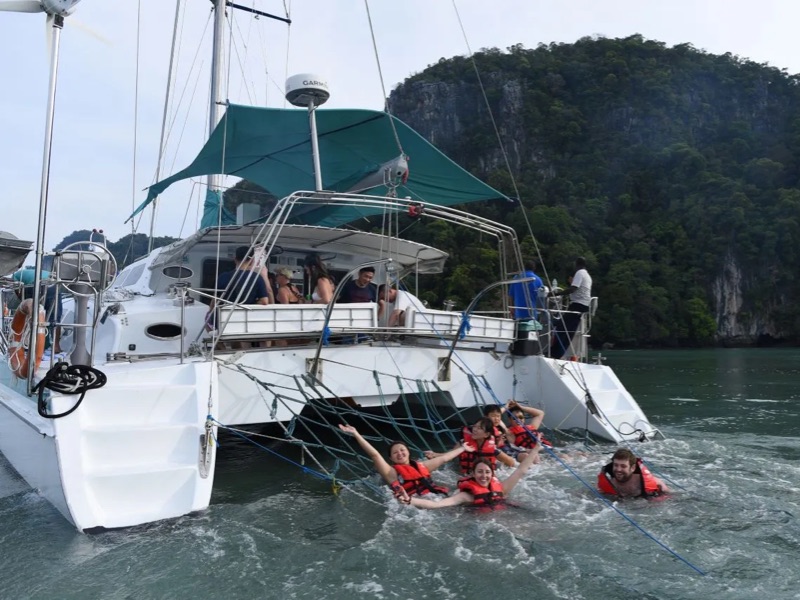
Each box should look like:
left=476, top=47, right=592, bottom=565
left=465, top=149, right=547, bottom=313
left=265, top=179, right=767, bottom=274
left=129, top=104, right=509, bottom=227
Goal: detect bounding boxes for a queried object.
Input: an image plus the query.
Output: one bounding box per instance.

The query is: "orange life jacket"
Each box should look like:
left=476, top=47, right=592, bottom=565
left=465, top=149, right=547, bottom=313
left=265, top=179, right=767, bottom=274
left=457, top=476, right=505, bottom=507
left=459, top=427, right=497, bottom=474
left=508, top=424, right=551, bottom=449
left=393, top=461, right=449, bottom=496
left=597, top=458, right=661, bottom=497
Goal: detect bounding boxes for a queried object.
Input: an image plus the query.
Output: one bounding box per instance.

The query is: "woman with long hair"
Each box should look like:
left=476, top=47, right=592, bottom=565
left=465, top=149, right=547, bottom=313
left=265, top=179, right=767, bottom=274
left=303, top=254, right=334, bottom=304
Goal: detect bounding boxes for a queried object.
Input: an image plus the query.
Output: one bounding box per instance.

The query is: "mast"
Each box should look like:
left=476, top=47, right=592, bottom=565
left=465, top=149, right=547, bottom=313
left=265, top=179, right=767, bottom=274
left=27, top=14, right=64, bottom=394
left=207, top=0, right=226, bottom=208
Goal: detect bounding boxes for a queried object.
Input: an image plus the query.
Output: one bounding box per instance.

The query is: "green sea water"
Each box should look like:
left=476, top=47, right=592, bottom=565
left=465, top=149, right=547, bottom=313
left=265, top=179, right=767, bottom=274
left=1, top=348, right=798, bottom=599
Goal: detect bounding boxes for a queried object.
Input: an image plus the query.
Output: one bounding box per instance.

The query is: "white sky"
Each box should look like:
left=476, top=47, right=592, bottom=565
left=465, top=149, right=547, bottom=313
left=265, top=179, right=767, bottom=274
left=0, top=0, right=796, bottom=249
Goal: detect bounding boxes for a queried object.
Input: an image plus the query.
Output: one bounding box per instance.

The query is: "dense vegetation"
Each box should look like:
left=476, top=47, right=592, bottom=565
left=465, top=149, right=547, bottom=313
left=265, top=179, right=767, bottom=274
left=53, top=231, right=178, bottom=269
left=386, top=35, right=800, bottom=347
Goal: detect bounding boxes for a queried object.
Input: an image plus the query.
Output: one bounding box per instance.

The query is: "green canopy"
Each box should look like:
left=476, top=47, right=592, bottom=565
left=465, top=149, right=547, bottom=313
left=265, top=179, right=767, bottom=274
left=129, top=104, right=509, bottom=227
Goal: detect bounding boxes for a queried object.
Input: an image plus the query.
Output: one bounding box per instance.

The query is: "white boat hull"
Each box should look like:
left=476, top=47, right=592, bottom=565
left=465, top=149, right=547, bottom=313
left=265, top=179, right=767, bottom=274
left=0, top=359, right=218, bottom=531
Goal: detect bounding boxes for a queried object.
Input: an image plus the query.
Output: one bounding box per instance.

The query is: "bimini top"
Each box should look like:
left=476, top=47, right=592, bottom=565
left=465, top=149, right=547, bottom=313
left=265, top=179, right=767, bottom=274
left=129, top=104, right=509, bottom=227
left=150, top=224, right=449, bottom=274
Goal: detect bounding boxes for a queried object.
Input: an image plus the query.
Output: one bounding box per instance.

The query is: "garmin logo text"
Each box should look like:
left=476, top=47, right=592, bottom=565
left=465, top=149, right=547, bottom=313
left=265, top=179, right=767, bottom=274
left=303, top=80, right=327, bottom=87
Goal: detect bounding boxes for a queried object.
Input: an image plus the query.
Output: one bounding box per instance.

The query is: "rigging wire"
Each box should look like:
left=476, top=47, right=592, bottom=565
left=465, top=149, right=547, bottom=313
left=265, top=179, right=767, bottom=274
left=363, top=0, right=405, bottom=158
left=449, top=0, right=553, bottom=287
left=148, top=0, right=183, bottom=254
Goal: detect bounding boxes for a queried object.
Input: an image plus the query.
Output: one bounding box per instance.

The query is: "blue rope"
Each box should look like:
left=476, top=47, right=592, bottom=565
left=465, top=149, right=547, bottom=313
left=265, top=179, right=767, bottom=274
left=457, top=311, right=471, bottom=340
left=501, top=409, right=705, bottom=576
left=210, top=417, right=330, bottom=482
left=321, top=325, right=331, bottom=346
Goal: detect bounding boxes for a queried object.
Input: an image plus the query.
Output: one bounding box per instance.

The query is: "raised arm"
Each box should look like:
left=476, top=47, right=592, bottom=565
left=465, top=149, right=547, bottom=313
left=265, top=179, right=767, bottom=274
left=338, top=424, right=397, bottom=483
left=507, top=400, right=545, bottom=430
left=500, top=443, right=541, bottom=495
left=421, top=441, right=475, bottom=472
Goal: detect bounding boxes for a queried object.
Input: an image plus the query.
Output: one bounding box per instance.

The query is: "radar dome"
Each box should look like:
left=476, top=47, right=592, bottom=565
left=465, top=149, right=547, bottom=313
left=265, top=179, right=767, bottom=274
left=285, top=74, right=330, bottom=107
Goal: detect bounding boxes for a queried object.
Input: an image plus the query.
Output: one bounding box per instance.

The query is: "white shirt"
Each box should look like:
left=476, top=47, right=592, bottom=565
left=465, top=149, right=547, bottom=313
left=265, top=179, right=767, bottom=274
left=394, top=290, right=426, bottom=314
left=570, top=268, right=592, bottom=307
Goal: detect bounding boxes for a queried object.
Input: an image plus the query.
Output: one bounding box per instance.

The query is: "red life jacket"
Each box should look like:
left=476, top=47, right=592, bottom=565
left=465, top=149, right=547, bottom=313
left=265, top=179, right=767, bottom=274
left=508, top=424, right=551, bottom=449
left=393, top=461, right=449, bottom=496
left=597, top=458, right=661, bottom=497
left=457, top=476, right=505, bottom=507
left=459, top=427, right=497, bottom=474
left=492, top=425, right=507, bottom=449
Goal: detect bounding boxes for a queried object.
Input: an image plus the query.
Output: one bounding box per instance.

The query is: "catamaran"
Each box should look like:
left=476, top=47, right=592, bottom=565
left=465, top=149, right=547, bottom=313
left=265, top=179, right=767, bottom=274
left=0, top=0, right=661, bottom=531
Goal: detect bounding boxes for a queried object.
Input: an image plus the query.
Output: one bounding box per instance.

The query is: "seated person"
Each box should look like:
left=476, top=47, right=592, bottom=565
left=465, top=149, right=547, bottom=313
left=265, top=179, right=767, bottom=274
left=338, top=424, right=473, bottom=497
left=377, top=283, right=426, bottom=327
left=275, top=267, right=304, bottom=304
left=597, top=448, right=670, bottom=498
left=400, top=445, right=541, bottom=510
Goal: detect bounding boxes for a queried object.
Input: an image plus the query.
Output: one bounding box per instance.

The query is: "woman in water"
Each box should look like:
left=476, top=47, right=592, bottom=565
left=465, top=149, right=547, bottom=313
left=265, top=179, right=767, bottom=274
left=400, top=442, right=540, bottom=509
left=339, top=424, right=474, bottom=497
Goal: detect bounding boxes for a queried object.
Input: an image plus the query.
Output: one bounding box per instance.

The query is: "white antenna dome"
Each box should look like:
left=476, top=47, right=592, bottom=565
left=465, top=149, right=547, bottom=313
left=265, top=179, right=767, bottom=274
left=285, top=74, right=330, bottom=107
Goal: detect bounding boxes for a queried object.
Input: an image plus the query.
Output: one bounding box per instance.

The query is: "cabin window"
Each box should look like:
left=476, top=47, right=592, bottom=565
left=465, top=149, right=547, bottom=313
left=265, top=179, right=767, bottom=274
left=145, top=323, right=184, bottom=340
left=162, top=265, right=194, bottom=280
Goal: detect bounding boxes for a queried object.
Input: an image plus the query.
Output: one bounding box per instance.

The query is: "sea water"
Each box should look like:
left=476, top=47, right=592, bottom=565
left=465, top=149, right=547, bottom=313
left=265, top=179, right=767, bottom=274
left=1, top=348, right=799, bottom=599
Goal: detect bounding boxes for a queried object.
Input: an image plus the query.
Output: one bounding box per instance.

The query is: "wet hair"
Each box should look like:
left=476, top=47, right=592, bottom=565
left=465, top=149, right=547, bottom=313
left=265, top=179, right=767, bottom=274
left=388, top=440, right=409, bottom=458
left=483, top=405, right=502, bottom=417
left=472, top=459, right=495, bottom=474
left=472, top=417, right=495, bottom=435
left=612, top=448, right=637, bottom=467
left=511, top=409, right=525, bottom=421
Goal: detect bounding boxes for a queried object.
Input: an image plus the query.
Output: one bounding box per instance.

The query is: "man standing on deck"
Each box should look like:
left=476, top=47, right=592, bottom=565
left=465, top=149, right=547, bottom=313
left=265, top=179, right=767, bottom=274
left=508, top=260, right=543, bottom=320
left=550, top=256, right=592, bottom=357
left=340, top=266, right=384, bottom=319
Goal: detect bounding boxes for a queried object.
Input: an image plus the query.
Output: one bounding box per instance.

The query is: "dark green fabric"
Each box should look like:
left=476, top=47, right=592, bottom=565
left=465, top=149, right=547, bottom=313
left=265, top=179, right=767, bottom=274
left=130, top=104, right=508, bottom=226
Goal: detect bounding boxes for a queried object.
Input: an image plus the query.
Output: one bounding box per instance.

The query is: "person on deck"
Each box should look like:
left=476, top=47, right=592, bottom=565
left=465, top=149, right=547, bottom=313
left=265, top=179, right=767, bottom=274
left=597, top=448, right=670, bottom=498
left=508, top=259, right=543, bottom=320
left=205, top=246, right=270, bottom=343
left=275, top=267, right=304, bottom=304
left=338, top=424, right=474, bottom=498
left=399, top=443, right=541, bottom=510
left=377, top=283, right=426, bottom=327
left=550, top=256, right=592, bottom=358
left=303, top=254, right=334, bottom=304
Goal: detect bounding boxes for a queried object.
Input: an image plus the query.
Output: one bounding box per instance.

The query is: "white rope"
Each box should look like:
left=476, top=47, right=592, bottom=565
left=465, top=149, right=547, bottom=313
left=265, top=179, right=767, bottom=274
left=363, top=0, right=405, bottom=158
left=450, top=1, right=553, bottom=285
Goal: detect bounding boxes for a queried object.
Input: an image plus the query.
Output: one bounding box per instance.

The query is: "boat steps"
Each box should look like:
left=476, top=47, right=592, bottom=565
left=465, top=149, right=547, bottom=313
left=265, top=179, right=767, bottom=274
left=84, top=465, right=201, bottom=529
left=81, top=425, right=202, bottom=471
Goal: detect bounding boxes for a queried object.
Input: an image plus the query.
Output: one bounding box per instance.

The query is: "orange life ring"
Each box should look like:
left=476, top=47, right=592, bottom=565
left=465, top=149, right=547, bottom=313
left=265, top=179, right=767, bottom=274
left=9, top=300, right=46, bottom=378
